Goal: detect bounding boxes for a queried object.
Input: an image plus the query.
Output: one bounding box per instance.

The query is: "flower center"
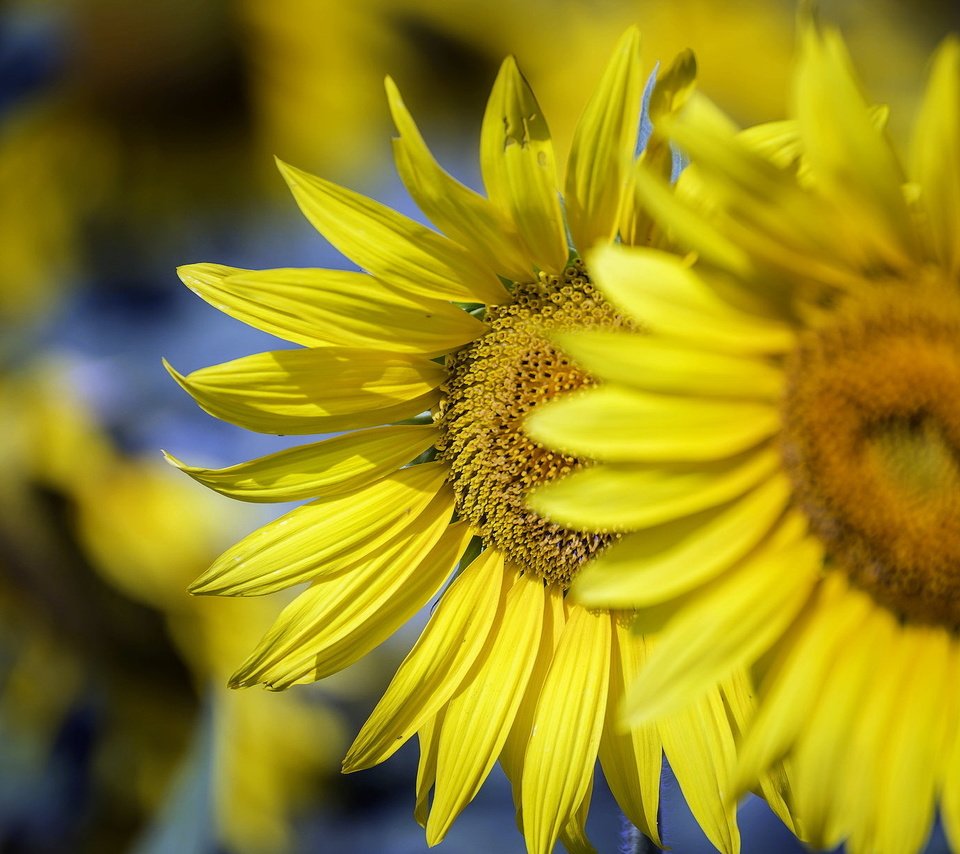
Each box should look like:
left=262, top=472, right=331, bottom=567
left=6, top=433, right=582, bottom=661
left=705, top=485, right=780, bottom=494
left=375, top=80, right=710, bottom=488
left=435, top=261, right=625, bottom=588
left=781, top=286, right=960, bottom=627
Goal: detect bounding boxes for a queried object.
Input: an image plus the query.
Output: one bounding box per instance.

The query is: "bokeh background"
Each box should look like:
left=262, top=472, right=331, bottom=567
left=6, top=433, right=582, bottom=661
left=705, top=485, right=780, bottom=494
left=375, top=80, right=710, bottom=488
left=1, top=1, right=957, bottom=852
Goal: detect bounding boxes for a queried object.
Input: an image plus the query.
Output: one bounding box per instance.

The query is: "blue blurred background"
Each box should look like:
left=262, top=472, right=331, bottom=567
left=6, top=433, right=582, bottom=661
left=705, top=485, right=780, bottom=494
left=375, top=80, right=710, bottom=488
left=0, top=1, right=957, bottom=852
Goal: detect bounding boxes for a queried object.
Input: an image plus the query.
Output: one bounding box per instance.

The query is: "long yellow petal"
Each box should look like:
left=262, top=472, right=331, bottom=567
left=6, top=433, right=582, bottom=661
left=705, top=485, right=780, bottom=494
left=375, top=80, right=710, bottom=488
left=572, top=475, right=791, bottom=608
left=550, top=329, right=785, bottom=399
left=735, top=574, right=871, bottom=792
left=500, top=584, right=566, bottom=820
left=426, top=571, right=544, bottom=844
left=870, top=625, right=950, bottom=854
left=658, top=688, right=740, bottom=854
left=911, top=36, right=960, bottom=277
left=190, top=462, right=448, bottom=595
left=165, top=424, right=437, bottom=502
left=529, top=447, right=781, bottom=532
left=525, top=386, right=778, bottom=462
left=386, top=77, right=532, bottom=283
left=623, top=519, right=820, bottom=723
left=586, top=245, right=794, bottom=353
left=565, top=27, right=642, bottom=252
left=415, top=710, right=444, bottom=828
left=599, top=619, right=662, bottom=847
left=277, top=160, right=508, bottom=305
left=791, top=606, right=895, bottom=849
left=794, top=26, right=917, bottom=268
left=165, top=349, right=443, bottom=435
left=522, top=605, right=610, bottom=854
left=177, top=264, right=486, bottom=356
left=230, top=509, right=468, bottom=690
left=481, top=57, right=568, bottom=274
left=939, top=646, right=960, bottom=851
left=343, top=548, right=506, bottom=771
left=558, top=778, right=596, bottom=854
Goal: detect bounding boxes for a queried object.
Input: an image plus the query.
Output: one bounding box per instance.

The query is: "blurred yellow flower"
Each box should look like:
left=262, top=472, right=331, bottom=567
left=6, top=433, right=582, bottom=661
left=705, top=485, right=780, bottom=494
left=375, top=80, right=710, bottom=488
left=530, top=25, right=960, bottom=854
left=170, top=30, right=796, bottom=853
left=0, top=366, right=344, bottom=853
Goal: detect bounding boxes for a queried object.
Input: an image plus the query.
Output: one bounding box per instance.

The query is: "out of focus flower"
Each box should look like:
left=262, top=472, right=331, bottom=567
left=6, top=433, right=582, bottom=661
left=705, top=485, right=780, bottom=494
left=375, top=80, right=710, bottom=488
left=0, top=365, right=345, bottom=852
left=169, top=30, right=796, bottom=853
left=530, top=24, right=960, bottom=854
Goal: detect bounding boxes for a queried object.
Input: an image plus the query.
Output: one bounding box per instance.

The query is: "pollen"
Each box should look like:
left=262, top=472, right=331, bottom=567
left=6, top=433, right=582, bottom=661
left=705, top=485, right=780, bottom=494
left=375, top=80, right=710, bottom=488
left=435, top=261, right=628, bottom=588
left=781, top=285, right=960, bottom=627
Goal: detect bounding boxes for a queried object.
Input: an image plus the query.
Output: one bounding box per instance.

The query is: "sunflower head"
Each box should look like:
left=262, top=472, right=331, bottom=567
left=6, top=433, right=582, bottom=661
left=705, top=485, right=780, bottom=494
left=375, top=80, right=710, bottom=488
left=528, top=22, right=960, bottom=854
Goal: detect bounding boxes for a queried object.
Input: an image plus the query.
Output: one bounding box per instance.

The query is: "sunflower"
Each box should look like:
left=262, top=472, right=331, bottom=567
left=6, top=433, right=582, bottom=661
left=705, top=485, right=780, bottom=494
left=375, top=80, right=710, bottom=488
left=167, top=30, right=795, bottom=853
left=528, top=24, right=960, bottom=854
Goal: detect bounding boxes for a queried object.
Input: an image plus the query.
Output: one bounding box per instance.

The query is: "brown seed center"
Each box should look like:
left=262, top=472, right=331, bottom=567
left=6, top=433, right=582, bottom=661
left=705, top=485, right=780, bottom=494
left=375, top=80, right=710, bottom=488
left=781, top=286, right=960, bottom=626
left=435, top=261, right=625, bottom=588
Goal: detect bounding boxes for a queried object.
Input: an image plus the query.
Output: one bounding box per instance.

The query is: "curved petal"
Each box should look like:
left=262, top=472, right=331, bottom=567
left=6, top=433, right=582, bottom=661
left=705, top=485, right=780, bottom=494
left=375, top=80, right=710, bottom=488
left=343, top=547, right=507, bottom=771
left=481, top=57, right=568, bottom=274
left=549, top=329, right=785, bottom=398
left=386, top=78, right=532, bottom=282
left=277, top=160, right=509, bottom=305
left=415, top=710, right=444, bottom=828
left=230, top=512, right=470, bottom=690
left=178, top=263, right=486, bottom=357
left=565, top=27, right=643, bottom=252
left=189, top=462, right=448, bottom=596
left=910, top=36, right=960, bottom=276
left=165, top=349, right=443, bottom=435
left=586, top=245, right=794, bottom=353
left=598, top=619, right=662, bottom=847
left=623, top=517, right=821, bottom=724
left=571, top=475, right=792, bottom=608
left=426, top=572, right=545, bottom=844
left=529, top=448, right=781, bottom=532
left=525, top=386, right=778, bottom=462
left=658, top=688, right=740, bottom=854
left=521, top=605, right=610, bottom=854
left=165, top=424, right=437, bottom=502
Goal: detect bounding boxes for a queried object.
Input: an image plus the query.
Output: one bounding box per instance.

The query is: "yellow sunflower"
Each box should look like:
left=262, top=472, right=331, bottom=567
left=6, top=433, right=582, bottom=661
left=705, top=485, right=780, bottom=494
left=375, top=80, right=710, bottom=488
left=167, top=30, right=796, bottom=853
left=528, top=24, right=960, bottom=854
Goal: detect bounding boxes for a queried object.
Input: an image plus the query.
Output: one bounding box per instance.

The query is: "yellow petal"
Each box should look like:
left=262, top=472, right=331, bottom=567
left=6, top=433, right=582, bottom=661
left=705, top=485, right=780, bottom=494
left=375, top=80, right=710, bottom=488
left=794, top=26, right=916, bottom=268
left=526, top=386, right=778, bottom=462
left=165, top=349, right=443, bottom=435
left=572, top=475, right=791, bottom=608
left=415, top=710, right=444, bottom=828
left=735, top=574, right=871, bottom=793
left=343, top=547, right=506, bottom=771
left=522, top=604, right=610, bottom=854
left=529, top=447, right=781, bottom=532
left=869, top=625, right=950, bottom=854
left=598, top=619, right=662, bottom=847
left=911, top=36, right=960, bottom=276
left=628, top=154, right=753, bottom=274
left=499, top=584, right=566, bottom=819
left=165, top=424, right=437, bottom=502
left=551, top=329, right=785, bottom=399
left=558, top=778, right=596, bottom=854
left=790, top=606, right=896, bottom=849
left=179, top=263, right=486, bottom=357
left=230, top=508, right=469, bottom=690
left=386, top=77, right=532, bottom=283
left=426, top=572, right=544, bottom=844
left=623, top=519, right=820, bottom=723
left=658, top=688, right=740, bottom=854
left=586, top=245, right=794, bottom=353
left=277, top=160, right=508, bottom=305
left=939, top=647, right=960, bottom=851
left=190, top=462, right=448, bottom=596
left=481, top=57, right=568, bottom=274
left=565, top=27, right=643, bottom=252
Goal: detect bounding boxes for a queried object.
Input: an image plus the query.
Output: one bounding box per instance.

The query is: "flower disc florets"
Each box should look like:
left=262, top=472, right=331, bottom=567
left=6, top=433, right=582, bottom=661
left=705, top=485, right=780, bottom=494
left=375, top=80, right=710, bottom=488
left=436, top=260, right=627, bottom=587
left=781, top=285, right=960, bottom=626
